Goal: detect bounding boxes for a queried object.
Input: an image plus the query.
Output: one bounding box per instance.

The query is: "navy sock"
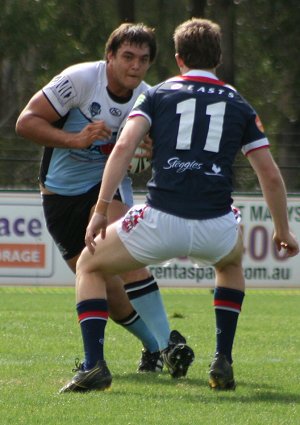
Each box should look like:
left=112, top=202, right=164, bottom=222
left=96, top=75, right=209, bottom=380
left=124, top=276, right=170, bottom=350
left=76, top=299, right=108, bottom=370
left=116, top=310, right=159, bottom=353
left=214, top=287, right=245, bottom=364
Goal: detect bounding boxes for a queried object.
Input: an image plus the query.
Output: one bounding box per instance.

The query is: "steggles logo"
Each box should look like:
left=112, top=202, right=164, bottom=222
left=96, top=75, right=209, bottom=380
left=163, top=157, right=224, bottom=176
left=163, top=157, right=203, bottom=173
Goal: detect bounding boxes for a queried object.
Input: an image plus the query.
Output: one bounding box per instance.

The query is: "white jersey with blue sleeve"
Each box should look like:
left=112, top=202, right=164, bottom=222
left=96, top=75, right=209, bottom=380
left=40, top=60, right=149, bottom=196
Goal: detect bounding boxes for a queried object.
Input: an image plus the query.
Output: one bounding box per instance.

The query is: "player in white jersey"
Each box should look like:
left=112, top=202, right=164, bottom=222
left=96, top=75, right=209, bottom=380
left=59, top=18, right=299, bottom=392
left=39, top=60, right=150, bottom=196
left=16, top=23, right=192, bottom=379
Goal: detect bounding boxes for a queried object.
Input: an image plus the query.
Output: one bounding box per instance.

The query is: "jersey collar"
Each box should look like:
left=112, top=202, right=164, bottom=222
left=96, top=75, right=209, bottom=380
left=178, top=70, right=225, bottom=86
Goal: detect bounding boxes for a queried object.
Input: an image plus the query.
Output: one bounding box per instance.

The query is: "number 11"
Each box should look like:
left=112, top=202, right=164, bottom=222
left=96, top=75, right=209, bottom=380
left=176, top=100, right=226, bottom=153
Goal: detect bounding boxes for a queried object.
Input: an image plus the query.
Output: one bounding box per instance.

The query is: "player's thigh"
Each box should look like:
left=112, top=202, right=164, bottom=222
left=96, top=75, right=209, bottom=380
left=77, top=223, right=145, bottom=276
left=214, top=230, right=245, bottom=291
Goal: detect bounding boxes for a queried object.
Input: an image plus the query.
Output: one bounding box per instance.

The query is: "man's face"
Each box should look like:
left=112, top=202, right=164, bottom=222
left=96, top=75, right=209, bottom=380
left=107, top=42, right=151, bottom=92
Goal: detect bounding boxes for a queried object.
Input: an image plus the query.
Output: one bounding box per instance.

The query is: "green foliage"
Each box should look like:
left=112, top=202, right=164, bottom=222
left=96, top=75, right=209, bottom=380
left=1, top=0, right=299, bottom=191
left=0, top=0, right=121, bottom=87
left=0, top=286, right=300, bottom=425
left=235, top=0, right=300, bottom=128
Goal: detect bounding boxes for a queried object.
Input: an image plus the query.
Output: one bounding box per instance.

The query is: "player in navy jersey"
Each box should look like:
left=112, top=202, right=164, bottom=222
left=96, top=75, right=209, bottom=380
left=59, top=18, right=299, bottom=392
left=15, top=23, right=191, bottom=379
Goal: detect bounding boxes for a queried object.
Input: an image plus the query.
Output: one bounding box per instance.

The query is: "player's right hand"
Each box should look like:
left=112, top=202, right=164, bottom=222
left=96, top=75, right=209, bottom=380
left=72, top=121, right=112, bottom=149
left=85, top=212, right=108, bottom=254
left=273, top=231, right=299, bottom=258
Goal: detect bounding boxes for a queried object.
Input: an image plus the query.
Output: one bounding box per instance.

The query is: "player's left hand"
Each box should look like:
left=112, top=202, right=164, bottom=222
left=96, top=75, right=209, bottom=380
left=85, top=212, right=108, bottom=254
left=138, top=134, right=153, bottom=159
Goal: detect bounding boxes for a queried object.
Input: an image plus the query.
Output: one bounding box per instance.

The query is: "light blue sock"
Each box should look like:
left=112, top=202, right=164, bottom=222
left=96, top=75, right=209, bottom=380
left=116, top=310, right=159, bottom=353
left=124, top=277, right=170, bottom=350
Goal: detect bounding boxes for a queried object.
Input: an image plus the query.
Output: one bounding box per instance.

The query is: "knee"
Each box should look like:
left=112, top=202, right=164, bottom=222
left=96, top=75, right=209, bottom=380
left=76, top=248, right=95, bottom=277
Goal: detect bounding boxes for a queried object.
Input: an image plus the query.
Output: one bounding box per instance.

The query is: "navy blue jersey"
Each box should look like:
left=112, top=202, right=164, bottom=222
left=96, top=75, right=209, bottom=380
left=129, top=70, right=269, bottom=219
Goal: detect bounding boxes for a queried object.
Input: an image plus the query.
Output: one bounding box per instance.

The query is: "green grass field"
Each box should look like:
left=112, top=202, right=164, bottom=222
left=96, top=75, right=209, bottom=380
left=0, top=286, right=299, bottom=425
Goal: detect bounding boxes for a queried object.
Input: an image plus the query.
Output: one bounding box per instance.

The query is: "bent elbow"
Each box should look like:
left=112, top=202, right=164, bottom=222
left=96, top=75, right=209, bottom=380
left=114, top=141, right=130, bottom=158
left=15, top=115, right=25, bottom=137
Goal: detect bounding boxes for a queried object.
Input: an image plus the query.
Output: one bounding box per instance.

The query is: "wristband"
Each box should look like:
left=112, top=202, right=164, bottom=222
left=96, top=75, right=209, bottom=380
left=95, top=198, right=111, bottom=215
left=99, top=198, right=112, bottom=204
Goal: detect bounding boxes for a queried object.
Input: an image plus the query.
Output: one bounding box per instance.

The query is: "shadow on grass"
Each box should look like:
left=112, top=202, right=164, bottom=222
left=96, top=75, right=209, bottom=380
left=111, top=372, right=300, bottom=405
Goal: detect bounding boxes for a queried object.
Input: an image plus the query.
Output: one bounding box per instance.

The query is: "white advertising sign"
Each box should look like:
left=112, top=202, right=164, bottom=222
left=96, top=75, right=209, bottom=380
left=0, top=192, right=73, bottom=285
left=0, top=192, right=299, bottom=287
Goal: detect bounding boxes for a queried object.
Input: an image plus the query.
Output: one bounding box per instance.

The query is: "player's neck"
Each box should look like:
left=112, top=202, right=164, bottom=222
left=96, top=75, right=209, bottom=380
left=181, top=66, right=216, bottom=75
left=106, top=67, right=133, bottom=98
left=106, top=86, right=132, bottom=103
left=106, top=80, right=132, bottom=98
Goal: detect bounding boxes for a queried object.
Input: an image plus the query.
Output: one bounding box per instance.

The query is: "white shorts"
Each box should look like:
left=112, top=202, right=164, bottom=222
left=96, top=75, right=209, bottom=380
left=116, top=205, right=239, bottom=267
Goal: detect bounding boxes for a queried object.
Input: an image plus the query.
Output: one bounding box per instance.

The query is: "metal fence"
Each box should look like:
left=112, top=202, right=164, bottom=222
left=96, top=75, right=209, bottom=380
left=1, top=135, right=300, bottom=194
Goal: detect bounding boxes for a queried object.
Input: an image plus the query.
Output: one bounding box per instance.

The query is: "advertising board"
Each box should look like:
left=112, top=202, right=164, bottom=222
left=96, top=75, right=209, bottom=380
left=0, top=192, right=299, bottom=287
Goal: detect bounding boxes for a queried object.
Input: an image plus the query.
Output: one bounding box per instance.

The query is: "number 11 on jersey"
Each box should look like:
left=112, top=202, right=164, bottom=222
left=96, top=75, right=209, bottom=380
left=176, top=100, right=226, bottom=153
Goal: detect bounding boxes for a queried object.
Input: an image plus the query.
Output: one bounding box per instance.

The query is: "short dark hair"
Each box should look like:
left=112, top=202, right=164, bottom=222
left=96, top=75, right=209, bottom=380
left=173, top=18, right=222, bottom=69
left=105, top=23, right=156, bottom=63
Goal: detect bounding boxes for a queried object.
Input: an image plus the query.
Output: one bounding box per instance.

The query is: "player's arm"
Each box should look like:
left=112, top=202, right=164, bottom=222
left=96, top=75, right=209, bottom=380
left=15, top=90, right=111, bottom=149
left=85, top=116, right=150, bottom=251
left=247, top=148, right=299, bottom=257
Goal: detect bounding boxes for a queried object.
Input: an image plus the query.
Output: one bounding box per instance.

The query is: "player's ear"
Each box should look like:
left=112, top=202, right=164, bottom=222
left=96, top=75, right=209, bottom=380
left=175, top=53, right=184, bottom=70
left=217, top=53, right=223, bottom=68
left=106, top=51, right=114, bottom=63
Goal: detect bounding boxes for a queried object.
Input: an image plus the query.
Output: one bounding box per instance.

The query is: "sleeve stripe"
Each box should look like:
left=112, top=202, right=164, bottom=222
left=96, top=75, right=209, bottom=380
left=241, top=138, right=269, bottom=156
left=128, top=111, right=152, bottom=126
